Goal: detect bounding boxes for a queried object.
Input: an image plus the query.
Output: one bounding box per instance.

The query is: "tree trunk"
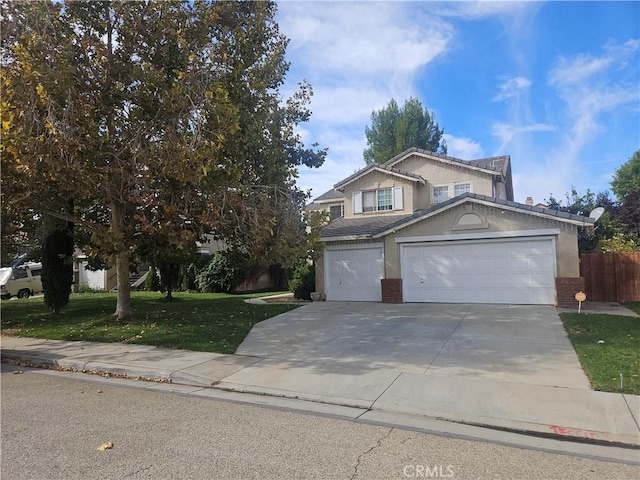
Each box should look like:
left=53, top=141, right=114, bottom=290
left=111, top=199, right=133, bottom=319
left=114, top=251, right=132, bottom=319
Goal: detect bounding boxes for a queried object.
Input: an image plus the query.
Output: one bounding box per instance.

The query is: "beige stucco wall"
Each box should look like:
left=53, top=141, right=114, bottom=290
left=393, top=154, right=496, bottom=208
left=318, top=201, right=583, bottom=301
left=342, top=172, right=416, bottom=217
left=383, top=202, right=580, bottom=278
left=341, top=155, right=499, bottom=219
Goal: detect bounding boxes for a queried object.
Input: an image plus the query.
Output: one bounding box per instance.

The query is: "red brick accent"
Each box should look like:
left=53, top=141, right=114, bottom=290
left=382, top=279, right=402, bottom=303
left=556, top=277, right=586, bottom=308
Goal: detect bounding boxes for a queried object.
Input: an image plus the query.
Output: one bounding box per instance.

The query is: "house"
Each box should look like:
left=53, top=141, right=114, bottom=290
left=312, top=148, right=594, bottom=306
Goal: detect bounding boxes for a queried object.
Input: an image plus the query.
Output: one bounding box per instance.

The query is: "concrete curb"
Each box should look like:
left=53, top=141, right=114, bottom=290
left=2, top=349, right=639, bottom=450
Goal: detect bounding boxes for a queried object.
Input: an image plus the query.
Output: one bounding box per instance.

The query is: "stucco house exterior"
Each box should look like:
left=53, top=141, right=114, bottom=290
left=308, top=148, right=593, bottom=306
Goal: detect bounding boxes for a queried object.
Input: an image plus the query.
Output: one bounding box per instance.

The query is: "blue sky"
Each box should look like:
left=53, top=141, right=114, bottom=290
left=276, top=1, right=640, bottom=205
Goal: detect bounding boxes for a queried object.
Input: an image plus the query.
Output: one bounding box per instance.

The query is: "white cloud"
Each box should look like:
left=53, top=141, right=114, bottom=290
left=493, top=76, right=532, bottom=101
left=433, top=1, right=534, bottom=19
left=280, top=2, right=453, bottom=78
left=491, top=122, right=556, bottom=150
left=443, top=134, right=484, bottom=159
left=278, top=1, right=456, bottom=198
left=546, top=39, right=640, bottom=165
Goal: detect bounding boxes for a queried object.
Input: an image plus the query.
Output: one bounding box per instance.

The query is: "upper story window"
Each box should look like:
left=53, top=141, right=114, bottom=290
left=353, top=187, right=403, bottom=214
left=329, top=204, right=344, bottom=220
left=432, top=182, right=472, bottom=204
left=454, top=183, right=471, bottom=196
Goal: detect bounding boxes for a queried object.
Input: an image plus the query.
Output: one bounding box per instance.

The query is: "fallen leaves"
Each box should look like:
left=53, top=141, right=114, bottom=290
left=96, top=442, right=114, bottom=451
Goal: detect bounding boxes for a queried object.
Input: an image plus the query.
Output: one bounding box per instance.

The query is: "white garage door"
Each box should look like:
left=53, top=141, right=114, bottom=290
left=325, top=245, right=384, bottom=301
left=401, top=237, right=556, bottom=304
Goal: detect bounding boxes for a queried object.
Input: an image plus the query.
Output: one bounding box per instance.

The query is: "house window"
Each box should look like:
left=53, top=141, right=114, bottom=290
left=377, top=188, right=393, bottom=211
left=433, top=183, right=472, bottom=204
left=362, top=191, right=376, bottom=212
left=432, top=186, right=449, bottom=204
left=329, top=204, right=344, bottom=220
left=353, top=187, right=403, bottom=214
left=454, top=183, right=471, bottom=196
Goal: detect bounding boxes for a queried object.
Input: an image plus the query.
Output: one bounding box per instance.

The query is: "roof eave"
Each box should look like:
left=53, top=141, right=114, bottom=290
left=373, top=197, right=594, bottom=238
left=335, top=166, right=425, bottom=191
left=320, top=234, right=372, bottom=243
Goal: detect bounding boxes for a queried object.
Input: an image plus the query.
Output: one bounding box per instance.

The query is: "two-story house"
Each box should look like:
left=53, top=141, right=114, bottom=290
left=310, top=148, right=593, bottom=306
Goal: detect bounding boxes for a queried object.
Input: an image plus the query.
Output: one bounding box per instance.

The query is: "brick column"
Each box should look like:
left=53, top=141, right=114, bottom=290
left=556, top=277, right=586, bottom=308
left=381, top=279, right=402, bottom=303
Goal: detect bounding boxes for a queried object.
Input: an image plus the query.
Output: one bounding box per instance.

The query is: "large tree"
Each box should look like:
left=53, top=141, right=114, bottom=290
left=611, top=149, right=640, bottom=202
left=363, top=97, right=447, bottom=165
left=1, top=1, right=324, bottom=317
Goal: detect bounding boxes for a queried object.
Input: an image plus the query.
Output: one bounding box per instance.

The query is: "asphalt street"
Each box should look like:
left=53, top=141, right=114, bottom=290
left=1, top=365, right=638, bottom=480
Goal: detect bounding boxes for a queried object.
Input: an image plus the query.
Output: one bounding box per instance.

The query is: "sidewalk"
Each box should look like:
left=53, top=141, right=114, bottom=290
left=2, top=335, right=639, bottom=450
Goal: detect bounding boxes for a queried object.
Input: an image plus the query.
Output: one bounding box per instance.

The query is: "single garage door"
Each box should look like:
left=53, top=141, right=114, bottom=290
left=401, top=237, right=556, bottom=304
left=325, top=245, right=384, bottom=301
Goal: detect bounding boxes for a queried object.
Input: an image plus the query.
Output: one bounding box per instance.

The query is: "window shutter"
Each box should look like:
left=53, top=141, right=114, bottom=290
left=353, top=191, right=363, bottom=214
left=393, top=187, right=403, bottom=210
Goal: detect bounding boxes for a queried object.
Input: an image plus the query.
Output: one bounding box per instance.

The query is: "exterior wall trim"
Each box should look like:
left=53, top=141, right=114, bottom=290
left=395, top=228, right=562, bottom=244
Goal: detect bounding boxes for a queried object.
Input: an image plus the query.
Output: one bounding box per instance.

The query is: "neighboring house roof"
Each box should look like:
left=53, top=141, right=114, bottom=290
left=321, top=193, right=594, bottom=241
left=334, top=164, right=425, bottom=190
left=305, top=188, right=345, bottom=211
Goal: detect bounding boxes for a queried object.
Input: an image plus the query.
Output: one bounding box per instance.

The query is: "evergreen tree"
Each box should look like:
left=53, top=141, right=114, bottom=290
left=364, top=97, right=447, bottom=165
left=42, top=220, right=74, bottom=313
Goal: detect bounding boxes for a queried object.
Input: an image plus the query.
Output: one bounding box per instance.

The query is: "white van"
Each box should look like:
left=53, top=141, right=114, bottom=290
left=0, top=262, right=43, bottom=299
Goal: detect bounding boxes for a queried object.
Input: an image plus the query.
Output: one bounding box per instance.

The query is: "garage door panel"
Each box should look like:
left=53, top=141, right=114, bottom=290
left=325, top=246, right=383, bottom=302
left=402, top=238, right=556, bottom=305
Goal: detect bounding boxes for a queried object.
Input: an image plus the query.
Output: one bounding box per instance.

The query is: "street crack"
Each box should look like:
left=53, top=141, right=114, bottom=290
left=124, top=465, right=153, bottom=477
left=351, top=427, right=393, bottom=480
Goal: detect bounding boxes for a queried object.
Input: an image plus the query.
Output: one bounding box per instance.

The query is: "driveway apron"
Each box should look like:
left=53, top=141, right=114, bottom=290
left=221, top=303, right=591, bottom=406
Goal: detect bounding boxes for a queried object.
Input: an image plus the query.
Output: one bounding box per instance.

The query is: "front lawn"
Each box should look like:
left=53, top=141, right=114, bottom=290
left=560, top=311, right=640, bottom=395
left=1, top=292, right=299, bottom=354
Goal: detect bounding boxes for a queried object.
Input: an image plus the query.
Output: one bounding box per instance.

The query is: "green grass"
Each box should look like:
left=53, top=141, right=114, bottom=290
left=1, top=291, right=299, bottom=354
left=560, top=311, right=640, bottom=394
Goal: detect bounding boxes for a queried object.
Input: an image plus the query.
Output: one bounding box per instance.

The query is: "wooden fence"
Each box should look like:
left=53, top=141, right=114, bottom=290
left=580, top=253, right=640, bottom=302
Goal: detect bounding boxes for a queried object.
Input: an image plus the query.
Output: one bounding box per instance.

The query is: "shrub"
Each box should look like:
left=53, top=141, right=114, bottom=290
left=288, top=262, right=315, bottom=300
left=77, top=283, right=104, bottom=294
left=196, top=250, right=254, bottom=293
left=145, top=266, right=161, bottom=291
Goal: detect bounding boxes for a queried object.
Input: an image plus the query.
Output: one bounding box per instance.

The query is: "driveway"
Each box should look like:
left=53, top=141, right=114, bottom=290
left=234, top=302, right=590, bottom=390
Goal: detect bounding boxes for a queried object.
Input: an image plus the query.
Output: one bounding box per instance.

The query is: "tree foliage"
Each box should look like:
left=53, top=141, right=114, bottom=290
left=1, top=1, right=324, bottom=316
left=363, top=97, right=447, bottom=165
left=611, top=150, right=640, bottom=202
left=546, top=188, right=639, bottom=253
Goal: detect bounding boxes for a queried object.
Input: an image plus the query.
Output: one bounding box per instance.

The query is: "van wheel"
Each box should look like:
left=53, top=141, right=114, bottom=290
left=17, top=289, right=31, bottom=299
left=1, top=294, right=10, bottom=300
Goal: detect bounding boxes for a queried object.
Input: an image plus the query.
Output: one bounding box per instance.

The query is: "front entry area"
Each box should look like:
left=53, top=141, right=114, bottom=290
left=401, top=237, right=556, bottom=304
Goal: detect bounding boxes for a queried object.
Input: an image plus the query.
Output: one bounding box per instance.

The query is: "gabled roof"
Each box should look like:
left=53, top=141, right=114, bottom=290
left=314, top=189, right=344, bottom=202
left=321, top=193, right=594, bottom=241
left=384, top=147, right=509, bottom=176
left=334, top=164, right=425, bottom=190
left=305, top=188, right=345, bottom=211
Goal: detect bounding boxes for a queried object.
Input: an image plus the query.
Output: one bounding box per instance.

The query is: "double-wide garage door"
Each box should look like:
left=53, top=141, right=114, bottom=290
left=401, top=237, right=556, bottom=304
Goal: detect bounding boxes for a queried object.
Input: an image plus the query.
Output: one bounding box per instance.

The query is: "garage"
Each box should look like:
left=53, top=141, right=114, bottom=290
left=401, top=237, right=556, bottom=304
left=324, top=245, right=384, bottom=301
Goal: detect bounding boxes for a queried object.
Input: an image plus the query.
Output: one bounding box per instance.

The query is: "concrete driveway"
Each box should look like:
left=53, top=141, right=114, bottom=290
left=234, top=302, right=590, bottom=390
